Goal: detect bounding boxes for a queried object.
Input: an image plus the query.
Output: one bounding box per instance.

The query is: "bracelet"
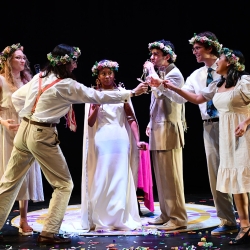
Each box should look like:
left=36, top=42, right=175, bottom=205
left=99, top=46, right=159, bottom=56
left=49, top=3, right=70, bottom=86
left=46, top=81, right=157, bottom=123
left=131, top=90, right=136, bottom=97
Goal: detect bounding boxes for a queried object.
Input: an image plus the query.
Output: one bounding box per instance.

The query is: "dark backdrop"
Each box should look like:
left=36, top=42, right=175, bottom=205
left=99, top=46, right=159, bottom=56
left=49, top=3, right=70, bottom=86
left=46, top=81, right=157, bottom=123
left=2, top=0, right=249, bottom=197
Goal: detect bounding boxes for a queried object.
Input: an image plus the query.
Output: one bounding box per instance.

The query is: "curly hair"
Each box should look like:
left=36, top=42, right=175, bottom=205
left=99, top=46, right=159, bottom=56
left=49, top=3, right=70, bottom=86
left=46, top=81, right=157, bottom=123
left=0, top=49, right=32, bottom=92
left=151, top=39, right=176, bottom=63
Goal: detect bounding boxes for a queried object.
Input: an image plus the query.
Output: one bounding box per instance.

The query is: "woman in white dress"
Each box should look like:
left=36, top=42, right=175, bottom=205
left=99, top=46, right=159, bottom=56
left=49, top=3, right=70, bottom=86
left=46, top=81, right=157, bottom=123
left=0, top=44, right=44, bottom=235
left=81, top=60, right=146, bottom=231
left=150, top=48, right=250, bottom=245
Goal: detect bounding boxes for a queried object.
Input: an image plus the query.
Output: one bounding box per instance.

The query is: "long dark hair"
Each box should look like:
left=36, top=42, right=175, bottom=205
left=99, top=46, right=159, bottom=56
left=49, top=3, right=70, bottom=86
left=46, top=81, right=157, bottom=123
left=217, top=50, right=249, bottom=88
left=41, top=44, right=76, bottom=79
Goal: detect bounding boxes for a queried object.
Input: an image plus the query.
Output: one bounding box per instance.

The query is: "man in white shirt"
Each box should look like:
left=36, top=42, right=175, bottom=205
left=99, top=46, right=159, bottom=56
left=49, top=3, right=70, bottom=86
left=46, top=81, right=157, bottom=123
left=0, top=44, right=148, bottom=244
left=148, top=32, right=238, bottom=235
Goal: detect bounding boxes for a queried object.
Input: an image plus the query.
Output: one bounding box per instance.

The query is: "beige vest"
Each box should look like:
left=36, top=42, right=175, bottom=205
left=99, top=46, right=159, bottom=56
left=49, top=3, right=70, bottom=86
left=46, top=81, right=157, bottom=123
left=149, top=64, right=185, bottom=150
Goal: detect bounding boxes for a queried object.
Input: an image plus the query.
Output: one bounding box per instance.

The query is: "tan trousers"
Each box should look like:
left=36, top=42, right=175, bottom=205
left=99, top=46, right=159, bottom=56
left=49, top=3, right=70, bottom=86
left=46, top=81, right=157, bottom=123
left=203, top=121, right=236, bottom=226
left=0, top=120, right=73, bottom=233
left=151, top=148, right=187, bottom=226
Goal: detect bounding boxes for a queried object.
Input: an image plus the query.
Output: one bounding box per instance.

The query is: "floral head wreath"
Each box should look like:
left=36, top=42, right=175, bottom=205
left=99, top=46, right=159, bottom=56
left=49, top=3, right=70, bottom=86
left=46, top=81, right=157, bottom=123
left=91, top=60, right=119, bottom=77
left=0, top=43, right=23, bottom=69
left=148, top=42, right=177, bottom=62
left=47, top=47, right=81, bottom=66
left=189, top=33, right=222, bottom=53
left=220, top=48, right=245, bottom=72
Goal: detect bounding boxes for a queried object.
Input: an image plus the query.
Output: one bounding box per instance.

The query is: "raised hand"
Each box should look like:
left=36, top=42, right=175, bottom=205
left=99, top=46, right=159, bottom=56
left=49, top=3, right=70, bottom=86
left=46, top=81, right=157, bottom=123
left=143, top=61, right=154, bottom=72
left=148, top=75, right=163, bottom=88
left=162, top=80, right=177, bottom=91
left=133, top=82, right=149, bottom=96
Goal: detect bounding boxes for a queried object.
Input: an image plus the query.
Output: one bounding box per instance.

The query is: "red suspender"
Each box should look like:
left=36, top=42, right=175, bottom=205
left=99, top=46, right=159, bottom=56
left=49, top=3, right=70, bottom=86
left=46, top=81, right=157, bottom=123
left=31, top=73, right=61, bottom=113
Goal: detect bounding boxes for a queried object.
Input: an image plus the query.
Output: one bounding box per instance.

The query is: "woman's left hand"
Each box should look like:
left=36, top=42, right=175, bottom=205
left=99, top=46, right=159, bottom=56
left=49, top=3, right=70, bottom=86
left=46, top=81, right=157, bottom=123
left=0, top=119, right=19, bottom=131
left=137, top=141, right=147, bottom=150
left=235, top=121, right=247, bottom=137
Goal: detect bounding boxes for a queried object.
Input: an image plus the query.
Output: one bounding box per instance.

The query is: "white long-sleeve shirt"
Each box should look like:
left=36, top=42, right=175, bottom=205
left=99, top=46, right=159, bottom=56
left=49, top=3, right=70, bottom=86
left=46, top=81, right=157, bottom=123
left=12, top=73, right=131, bottom=124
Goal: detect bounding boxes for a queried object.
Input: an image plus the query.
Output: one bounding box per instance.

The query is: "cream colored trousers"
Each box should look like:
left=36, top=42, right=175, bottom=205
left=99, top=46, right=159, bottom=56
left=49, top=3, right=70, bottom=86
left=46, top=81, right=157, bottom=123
left=0, top=119, right=73, bottom=233
left=151, top=148, right=188, bottom=226
left=203, top=121, right=236, bottom=226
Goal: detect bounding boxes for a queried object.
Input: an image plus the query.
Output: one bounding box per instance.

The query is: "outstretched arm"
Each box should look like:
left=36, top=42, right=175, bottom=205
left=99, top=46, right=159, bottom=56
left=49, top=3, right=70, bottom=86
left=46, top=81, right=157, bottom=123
left=163, top=80, right=207, bottom=104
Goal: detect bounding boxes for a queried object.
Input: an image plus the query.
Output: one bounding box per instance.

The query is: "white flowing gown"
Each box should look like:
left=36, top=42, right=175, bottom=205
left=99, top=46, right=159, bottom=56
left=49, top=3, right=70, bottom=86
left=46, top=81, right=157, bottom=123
left=0, top=75, right=44, bottom=202
left=81, top=89, right=141, bottom=231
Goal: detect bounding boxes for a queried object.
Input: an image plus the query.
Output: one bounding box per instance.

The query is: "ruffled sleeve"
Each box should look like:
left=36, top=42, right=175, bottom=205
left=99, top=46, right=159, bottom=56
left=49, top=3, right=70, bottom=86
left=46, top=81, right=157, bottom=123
left=238, top=75, right=250, bottom=103
left=200, top=79, right=219, bottom=100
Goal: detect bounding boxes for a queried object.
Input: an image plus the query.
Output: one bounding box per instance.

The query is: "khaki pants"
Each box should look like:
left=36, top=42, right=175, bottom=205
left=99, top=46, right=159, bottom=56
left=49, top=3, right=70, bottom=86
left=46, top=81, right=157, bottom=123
left=151, top=148, right=187, bottom=226
left=0, top=120, right=73, bottom=233
left=203, top=121, right=236, bottom=226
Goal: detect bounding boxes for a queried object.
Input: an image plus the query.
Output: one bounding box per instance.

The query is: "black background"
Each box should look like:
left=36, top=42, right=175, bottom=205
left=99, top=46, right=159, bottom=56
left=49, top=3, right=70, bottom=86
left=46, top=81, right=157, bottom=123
left=2, top=0, right=250, bottom=196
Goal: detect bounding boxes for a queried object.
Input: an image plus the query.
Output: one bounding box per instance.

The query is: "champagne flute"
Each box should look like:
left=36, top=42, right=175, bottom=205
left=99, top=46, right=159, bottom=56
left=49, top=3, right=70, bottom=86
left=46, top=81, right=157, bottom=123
left=142, top=59, right=152, bottom=93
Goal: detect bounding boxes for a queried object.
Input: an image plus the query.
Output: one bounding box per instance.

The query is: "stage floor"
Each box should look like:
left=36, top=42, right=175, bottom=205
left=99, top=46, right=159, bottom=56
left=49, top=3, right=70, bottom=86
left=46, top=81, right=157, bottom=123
left=11, top=202, right=220, bottom=235
left=1, top=194, right=250, bottom=250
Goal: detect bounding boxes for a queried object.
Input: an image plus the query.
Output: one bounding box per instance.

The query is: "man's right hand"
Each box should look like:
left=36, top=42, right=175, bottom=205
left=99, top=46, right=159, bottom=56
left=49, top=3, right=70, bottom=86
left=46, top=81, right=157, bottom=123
left=148, top=76, right=163, bottom=88
left=143, top=61, right=154, bottom=71
left=132, top=83, right=149, bottom=96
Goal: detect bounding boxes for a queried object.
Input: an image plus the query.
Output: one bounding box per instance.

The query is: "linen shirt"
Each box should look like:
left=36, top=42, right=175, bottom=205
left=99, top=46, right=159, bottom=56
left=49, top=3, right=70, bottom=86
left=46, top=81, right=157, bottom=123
left=156, top=61, right=220, bottom=120
left=12, top=73, right=131, bottom=124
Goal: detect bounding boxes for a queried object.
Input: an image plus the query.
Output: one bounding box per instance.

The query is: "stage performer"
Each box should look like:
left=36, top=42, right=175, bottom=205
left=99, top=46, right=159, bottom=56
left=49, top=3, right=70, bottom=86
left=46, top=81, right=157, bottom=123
left=153, top=47, right=250, bottom=245
left=143, top=39, right=188, bottom=231
left=81, top=59, right=146, bottom=231
left=0, top=43, right=44, bottom=236
left=0, top=44, right=148, bottom=244
left=146, top=32, right=239, bottom=235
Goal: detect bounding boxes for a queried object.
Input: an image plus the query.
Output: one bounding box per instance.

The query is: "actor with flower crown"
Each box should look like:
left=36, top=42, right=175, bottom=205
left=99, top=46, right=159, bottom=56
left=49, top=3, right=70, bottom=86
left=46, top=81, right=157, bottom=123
left=160, top=47, right=250, bottom=245
left=81, top=59, right=146, bottom=232
left=147, top=32, right=238, bottom=235
left=0, top=43, right=44, bottom=236
left=0, top=44, right=148, bottom=244
left=143, top=39, right=188, bottom=231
